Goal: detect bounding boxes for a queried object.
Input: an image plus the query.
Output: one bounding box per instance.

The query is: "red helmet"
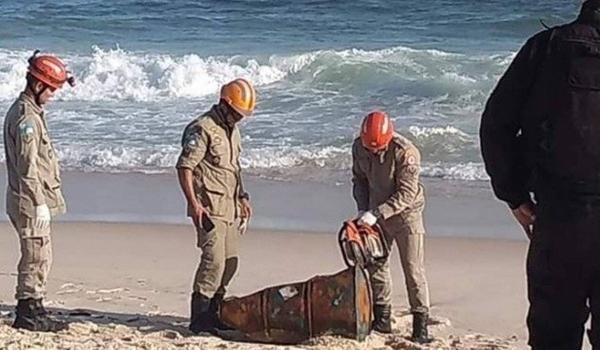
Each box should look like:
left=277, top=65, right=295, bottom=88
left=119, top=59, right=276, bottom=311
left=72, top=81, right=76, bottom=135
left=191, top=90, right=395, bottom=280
left=27, top=50, right=75, bottom=89
left=360, top=111, right=394, bottom=151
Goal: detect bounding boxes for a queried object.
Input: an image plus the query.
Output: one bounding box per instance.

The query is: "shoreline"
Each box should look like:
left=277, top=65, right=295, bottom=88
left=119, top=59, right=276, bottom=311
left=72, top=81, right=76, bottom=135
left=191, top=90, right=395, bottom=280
left=0, top=169, right=523, bottom=240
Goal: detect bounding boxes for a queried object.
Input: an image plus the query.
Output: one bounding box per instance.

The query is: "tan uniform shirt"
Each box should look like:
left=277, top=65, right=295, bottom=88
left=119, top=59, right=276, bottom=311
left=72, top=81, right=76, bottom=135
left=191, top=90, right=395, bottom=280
left=3, top=93, right=66, bottom=219
left=352, top=133, right=425, bottom=223
left=176, top=105, right=245, bottom=223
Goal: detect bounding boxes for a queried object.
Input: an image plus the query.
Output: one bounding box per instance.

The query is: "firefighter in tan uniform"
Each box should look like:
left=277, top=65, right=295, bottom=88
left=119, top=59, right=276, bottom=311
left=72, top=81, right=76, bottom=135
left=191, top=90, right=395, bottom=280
left=352, top=111, right=431, bottom=342
left=3, top=51, right=75, bottom=332
left=176, top=78, right=255, bottom=334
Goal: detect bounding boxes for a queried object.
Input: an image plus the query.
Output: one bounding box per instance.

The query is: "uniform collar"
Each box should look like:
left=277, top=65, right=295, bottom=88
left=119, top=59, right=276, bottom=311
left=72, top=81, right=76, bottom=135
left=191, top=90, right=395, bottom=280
left=19, top=92, right=44, bottom=117
left=210, top=104, right=236, bottom=133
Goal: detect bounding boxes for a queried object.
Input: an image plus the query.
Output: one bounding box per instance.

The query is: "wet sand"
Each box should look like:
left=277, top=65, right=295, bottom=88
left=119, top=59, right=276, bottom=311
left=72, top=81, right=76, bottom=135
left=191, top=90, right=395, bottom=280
left=0, top=170, right=522, bottom=239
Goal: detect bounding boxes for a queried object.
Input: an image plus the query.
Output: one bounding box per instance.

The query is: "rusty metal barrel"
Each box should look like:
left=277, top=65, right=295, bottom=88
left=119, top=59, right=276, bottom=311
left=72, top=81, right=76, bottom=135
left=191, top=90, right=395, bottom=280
left=219, top=267, right=372, bottom=344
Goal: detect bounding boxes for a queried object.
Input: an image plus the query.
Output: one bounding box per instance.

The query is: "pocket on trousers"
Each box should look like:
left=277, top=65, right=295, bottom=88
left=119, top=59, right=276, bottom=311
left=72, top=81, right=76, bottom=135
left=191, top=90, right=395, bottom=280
left=16, top=217, right=50, bottom=238
left=196, top=225, right=216, bottom=249
left=386, top=213, right=425, bottom=235
left=22, top=237, right=45, bottom=265
left=42, top=179, right=62, bottom=209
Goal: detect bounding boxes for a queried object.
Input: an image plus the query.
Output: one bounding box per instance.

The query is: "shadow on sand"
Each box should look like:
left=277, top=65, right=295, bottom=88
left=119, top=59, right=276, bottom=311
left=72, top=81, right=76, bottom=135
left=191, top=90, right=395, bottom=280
left=0, top=303, right=251, bottom=342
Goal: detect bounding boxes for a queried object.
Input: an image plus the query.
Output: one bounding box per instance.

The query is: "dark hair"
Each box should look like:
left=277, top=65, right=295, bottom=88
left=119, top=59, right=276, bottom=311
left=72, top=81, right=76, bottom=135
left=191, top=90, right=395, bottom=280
left=25, top=72, right=42, bottom=90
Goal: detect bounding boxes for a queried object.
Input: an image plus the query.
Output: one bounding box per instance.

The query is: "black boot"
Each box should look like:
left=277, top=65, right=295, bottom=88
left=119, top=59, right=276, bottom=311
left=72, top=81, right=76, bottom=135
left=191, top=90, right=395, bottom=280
left=189, top=292, right=216, bottom=334
left=411, top=312, right=432, bottom=343
left=13, top=299, right=67, bottom=332
left=34, top=299, right=48, bottom=316
left=209, top=293, right=235, bottom=331
left=209, top=292, right=224, bottom=313
left=34, top=299, right=68, bottom=330
left=372, top=304, right=392, bottom=333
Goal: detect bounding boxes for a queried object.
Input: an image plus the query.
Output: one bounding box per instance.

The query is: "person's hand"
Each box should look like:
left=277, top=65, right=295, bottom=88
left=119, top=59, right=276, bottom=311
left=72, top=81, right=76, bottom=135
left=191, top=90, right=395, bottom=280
left=240, top=198, right=252, bottom=219
left=189, top=202, right=206, bottom=228
left=34, top=204, right=51, bottom=230
left=357, top=211, right=378, bottom=227
left=239, top=217, right=249, bottom=235
left=511, top=202, right=536, bottom=239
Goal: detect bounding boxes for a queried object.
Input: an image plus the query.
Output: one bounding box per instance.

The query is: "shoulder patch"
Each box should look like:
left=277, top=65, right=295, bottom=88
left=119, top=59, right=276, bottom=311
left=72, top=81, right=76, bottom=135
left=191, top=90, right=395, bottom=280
left=183, top=133, right=201, bottom=150
left=185, top=136, right=198, bottom=148
left=18, top=122, right=35, bottom=143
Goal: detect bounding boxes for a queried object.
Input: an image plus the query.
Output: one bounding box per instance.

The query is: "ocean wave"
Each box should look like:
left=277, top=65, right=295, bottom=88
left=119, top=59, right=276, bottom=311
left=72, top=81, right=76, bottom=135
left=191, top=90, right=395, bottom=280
left=48, top=144, right=353, bottom=174
left=0, top=45, right=512, bottom=102
left=0, top=44, right=497, bottom=183
left=0, top=123, right=485, bottom=183
left=55, top=145, right=180, bottom=172
left=408, top=125, right=471, bottom=138
left=0, top=47, right=292, bottom=102
left=421, top=162, right=489, bottom=181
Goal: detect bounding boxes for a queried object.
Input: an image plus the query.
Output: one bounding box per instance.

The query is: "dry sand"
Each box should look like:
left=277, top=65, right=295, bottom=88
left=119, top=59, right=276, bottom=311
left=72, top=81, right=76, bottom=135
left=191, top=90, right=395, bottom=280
left=0, top=222, right=532, bottom=349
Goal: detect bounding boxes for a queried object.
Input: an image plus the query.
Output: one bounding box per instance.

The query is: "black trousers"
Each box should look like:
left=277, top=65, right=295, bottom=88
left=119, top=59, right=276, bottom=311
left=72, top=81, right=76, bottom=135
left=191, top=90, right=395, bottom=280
left=527, top=198, right=600, bottom=349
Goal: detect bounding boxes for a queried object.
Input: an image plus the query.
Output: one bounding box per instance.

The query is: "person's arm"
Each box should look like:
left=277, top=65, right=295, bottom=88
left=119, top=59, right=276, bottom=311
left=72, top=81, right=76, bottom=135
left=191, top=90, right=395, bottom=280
left=374, top=146, right=421, bottom=220
left=480, top=31, right=552, bottom=238
left=351, top=142, right=369, bottom=213
left=237, top=158, right=252, bottom=219
left=176, top=126, right=208, bottom=226
left=16, top=118, right=45, bottom=207
left=16, top=117, right=50, bottom=229
left=480, top=31, right=550, bottom=209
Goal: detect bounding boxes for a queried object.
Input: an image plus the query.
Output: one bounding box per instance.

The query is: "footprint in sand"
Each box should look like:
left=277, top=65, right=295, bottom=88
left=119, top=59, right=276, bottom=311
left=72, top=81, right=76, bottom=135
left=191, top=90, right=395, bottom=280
left=57, top=283, right=84, bottom=295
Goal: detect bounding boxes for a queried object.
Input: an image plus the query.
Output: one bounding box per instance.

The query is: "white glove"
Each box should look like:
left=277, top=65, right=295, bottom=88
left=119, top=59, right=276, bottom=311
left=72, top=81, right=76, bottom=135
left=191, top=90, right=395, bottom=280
left=34, top=204, right=51, bottom=230
left=357, top=211, right=377, bottom=226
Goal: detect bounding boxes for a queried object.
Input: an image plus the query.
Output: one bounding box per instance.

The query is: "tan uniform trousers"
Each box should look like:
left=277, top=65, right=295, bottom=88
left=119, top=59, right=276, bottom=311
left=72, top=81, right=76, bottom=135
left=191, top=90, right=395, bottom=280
left=8, top=214, right=52, bottom=300
left=193, top=218, right=241, bottom=298
left=368, top=214, right=430, bottom=314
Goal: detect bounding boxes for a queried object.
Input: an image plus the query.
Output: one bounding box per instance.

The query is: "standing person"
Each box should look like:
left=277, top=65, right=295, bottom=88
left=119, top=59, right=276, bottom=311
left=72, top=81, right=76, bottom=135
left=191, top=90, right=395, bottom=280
left=3, top=50, right=75, bottom=331
left=176, top=78, right=255, bottom=334
left=352, top=111, right=431, bottom=343
left=480, top=1, right=600, bottom=348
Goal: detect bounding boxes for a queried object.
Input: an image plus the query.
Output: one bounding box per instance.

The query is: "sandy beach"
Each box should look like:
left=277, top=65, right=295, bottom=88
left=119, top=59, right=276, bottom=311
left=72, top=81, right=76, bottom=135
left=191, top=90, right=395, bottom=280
left=0, top=220, right=531, bottom=349
left=0, top=171, right=555, bottom=349
left=1, top=1, right=589, bottom=347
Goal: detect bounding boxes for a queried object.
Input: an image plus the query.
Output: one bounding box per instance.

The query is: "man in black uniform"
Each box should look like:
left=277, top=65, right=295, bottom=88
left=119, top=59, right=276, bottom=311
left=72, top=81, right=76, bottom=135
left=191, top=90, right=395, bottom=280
left=480, top=1, right=600, bottom=348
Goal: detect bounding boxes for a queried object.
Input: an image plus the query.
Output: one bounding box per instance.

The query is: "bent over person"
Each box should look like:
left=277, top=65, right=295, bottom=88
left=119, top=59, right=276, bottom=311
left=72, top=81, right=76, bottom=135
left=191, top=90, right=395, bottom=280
left=176, top=78, right=255, bottom=334
left=352, top=111, right=431, bottom=343
left=3, top=51, right=75, bottom=332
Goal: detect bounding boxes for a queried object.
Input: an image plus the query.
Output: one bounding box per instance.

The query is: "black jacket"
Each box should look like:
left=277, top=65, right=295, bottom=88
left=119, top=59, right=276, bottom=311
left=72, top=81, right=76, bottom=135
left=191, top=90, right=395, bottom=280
left=480, top=0, right=600, bottom=208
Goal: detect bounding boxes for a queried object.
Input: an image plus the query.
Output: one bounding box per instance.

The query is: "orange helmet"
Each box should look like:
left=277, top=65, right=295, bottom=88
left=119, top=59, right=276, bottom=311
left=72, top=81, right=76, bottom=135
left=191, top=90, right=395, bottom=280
left=220, top=78, right=256, bottom=117
left=27, top=50, right=75, bottom=90
left=360, top=111, right=394, bottom=151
